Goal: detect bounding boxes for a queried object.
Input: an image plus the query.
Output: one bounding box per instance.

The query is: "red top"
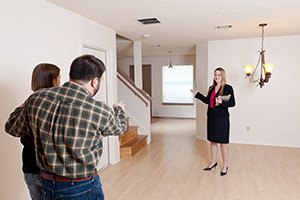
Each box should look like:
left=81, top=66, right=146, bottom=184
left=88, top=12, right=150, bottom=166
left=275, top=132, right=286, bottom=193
left=209, top=88, right=216, bottom=108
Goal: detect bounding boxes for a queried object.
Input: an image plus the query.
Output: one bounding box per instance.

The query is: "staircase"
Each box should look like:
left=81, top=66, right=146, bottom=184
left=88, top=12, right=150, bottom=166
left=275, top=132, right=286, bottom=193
left=119, top=126, right=148, bottom=159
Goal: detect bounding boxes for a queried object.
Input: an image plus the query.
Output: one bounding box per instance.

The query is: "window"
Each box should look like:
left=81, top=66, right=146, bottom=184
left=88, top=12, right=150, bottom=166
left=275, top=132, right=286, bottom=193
left=162, top=65, right=194, bottom=104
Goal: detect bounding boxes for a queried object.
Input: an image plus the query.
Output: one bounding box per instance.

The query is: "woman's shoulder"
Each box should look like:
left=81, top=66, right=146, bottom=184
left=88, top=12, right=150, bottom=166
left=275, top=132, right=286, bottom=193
left=224, top=84, right=234, bottom=92
left=224, top=84, right=233, bottom=88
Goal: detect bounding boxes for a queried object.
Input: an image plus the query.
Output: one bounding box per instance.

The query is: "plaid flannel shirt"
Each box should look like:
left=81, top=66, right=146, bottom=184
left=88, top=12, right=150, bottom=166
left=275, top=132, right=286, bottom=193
left=5, top=81, right=127, bottom=178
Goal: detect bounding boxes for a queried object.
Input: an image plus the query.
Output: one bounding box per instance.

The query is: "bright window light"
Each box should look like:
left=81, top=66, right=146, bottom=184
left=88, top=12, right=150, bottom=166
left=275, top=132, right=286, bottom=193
left=162, top=65, right=193, bottom=104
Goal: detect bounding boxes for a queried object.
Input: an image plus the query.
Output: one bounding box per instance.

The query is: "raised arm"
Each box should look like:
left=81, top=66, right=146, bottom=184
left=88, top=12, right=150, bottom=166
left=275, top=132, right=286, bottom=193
left=101, top=102, right=127, bottom=136
left=191, top=88, right=210, bottom=104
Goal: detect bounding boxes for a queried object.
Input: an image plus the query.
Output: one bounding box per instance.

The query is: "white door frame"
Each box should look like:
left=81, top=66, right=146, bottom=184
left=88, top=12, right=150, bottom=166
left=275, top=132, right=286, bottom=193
left=79, top=42, right=121, bottom=169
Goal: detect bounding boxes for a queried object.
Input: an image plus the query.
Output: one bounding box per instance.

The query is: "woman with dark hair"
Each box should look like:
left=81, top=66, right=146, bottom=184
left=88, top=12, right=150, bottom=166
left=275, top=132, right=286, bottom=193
left=21, top=63, right=60, bottom=199
left=192, top=67, right=235, bottom=176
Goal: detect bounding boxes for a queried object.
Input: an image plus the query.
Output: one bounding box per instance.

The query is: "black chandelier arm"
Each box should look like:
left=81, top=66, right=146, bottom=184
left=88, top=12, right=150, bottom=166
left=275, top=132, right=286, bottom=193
left=254, top=51, right=262, bottom=77
left=245, top=75, right=259, bottom=83
left=246, top=74, right=261, bottom=83
left=247, top=50, right=263, bottom=83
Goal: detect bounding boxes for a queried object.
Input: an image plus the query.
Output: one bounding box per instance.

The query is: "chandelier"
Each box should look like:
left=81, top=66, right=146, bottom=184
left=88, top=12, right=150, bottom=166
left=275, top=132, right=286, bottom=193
left=243, top=23, right=275, bottom=88
left=168, top=50, right=173, bottom=68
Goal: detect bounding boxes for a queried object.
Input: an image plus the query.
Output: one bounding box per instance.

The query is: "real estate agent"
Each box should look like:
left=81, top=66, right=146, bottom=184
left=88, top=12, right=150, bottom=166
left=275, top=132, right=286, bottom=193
left=191, top=67, right=235, bottom=176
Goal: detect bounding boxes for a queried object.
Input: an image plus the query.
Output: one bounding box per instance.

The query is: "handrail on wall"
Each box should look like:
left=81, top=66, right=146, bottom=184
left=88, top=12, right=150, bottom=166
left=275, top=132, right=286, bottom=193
left=117, top=68, right=152, bottom=107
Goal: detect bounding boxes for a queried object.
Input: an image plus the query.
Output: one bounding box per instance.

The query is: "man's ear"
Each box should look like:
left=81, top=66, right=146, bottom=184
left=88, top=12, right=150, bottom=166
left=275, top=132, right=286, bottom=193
left=52, top=79, right=57, bottom=87
left=91, top=77, right=99, bottom=88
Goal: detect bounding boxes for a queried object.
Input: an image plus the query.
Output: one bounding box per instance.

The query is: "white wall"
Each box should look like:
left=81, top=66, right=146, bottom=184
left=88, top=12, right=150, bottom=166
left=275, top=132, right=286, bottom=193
left=0, top=0, right=117, bottom=199
left=118, top=55, right=196, bottom=118
left=195, top=42, right=209, bottom=140
left=117, top=78, right=151, bottom=143
left=196, top=35, right=300, bottom=147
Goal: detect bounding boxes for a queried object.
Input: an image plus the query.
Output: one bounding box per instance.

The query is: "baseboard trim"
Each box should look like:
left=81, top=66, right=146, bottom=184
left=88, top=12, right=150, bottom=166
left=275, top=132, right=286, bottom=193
left=152, top=116, right=196, bottom=120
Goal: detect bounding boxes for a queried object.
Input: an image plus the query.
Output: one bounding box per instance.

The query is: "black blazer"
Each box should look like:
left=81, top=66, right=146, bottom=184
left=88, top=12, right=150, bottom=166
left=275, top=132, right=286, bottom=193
left=195, top=84, right=236, bottom=117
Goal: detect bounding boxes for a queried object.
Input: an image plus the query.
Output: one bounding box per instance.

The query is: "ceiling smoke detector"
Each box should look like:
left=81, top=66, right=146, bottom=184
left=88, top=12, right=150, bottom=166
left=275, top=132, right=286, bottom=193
left=142, top=34, right=150, bottom=39
left=215, top=24, right=233, bottom=29
left=137, top=17, right=160, bottom=25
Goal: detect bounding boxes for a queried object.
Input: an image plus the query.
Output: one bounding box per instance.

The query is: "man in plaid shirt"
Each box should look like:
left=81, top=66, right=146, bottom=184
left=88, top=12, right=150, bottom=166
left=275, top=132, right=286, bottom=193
left=5, top=55, right=127, bottom=199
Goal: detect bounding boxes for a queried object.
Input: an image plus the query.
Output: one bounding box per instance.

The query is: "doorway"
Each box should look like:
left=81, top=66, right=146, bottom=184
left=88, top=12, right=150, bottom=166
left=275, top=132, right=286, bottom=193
left=82, top=45, right=109, bottom=170
left=129, top=64, right=152, bottom=97
left=130, top=64, right=152, bottom=117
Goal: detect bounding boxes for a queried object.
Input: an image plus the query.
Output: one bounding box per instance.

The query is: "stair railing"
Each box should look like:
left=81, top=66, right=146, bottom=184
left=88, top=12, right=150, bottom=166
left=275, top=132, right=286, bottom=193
left=117, top=68, right=152, bottom=106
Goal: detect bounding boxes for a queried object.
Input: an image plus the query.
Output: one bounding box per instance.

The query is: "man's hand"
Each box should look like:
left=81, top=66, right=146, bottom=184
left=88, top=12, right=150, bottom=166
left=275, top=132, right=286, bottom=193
left=113, top=100, right=125, bottom=110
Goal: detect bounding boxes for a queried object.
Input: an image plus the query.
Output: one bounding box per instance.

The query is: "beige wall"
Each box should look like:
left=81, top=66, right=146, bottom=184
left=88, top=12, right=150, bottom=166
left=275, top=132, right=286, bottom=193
left=196, top=35, right=300, bottom=147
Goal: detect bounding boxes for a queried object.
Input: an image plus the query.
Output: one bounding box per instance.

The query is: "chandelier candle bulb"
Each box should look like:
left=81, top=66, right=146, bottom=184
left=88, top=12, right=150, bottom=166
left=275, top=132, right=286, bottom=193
left=243, top=65, right=254, bottom=76
left=263, top=63, right=275, bottom=74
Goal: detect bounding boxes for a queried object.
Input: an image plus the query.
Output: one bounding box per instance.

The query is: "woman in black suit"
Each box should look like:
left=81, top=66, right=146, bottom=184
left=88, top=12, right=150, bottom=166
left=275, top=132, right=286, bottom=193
left=192, top=67, right=235, bottom=176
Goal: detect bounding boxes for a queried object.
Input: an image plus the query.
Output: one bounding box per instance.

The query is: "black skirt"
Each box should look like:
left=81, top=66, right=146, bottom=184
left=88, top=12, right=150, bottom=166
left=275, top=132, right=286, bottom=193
left=207, top=111, right=230, bottom=143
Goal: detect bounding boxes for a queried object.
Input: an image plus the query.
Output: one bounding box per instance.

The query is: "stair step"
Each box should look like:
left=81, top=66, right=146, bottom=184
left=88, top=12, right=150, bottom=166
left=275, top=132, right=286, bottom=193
left=119, top=126, right=138, bottom=146
left=120, top=135, right=147, bottom=159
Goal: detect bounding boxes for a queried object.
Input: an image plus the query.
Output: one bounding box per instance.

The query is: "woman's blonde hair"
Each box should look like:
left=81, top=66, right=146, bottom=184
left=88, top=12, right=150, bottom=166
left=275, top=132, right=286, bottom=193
left=31, top=63, right=60, bottom=92
left=211, top=67, right=227, bottom=95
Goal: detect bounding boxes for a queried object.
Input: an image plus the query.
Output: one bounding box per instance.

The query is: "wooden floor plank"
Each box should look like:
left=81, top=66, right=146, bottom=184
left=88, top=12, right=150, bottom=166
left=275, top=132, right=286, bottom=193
left=100, top=117, right=300, bottom=200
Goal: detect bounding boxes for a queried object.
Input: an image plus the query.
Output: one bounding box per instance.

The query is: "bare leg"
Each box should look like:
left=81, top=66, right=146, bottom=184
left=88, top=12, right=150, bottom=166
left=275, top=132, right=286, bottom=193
left=220, top=143, right=228, bottom=172
left=209, top=142, right=218, bottom=167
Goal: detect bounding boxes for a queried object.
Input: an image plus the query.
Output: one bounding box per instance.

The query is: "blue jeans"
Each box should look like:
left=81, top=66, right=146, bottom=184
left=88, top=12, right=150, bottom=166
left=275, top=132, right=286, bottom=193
left=41, top=175, right=104, bottom=200
left=23, top=173, right=43, bottom=200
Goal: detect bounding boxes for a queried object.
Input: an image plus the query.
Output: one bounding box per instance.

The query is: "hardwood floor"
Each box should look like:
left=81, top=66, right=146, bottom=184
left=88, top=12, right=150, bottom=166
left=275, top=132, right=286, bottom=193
left=100, top=118, right=300, bottom=200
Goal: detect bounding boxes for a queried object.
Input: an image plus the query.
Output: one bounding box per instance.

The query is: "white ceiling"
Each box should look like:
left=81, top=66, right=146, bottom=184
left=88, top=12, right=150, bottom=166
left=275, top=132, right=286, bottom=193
left=47, top=0, right=300, bottom=57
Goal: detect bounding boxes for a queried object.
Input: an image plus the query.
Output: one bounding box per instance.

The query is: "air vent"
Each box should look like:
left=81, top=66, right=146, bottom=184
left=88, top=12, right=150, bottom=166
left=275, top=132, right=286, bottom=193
left=215, top=24, right=233, bottom=29
left=137, top=17, right=160, bottom=25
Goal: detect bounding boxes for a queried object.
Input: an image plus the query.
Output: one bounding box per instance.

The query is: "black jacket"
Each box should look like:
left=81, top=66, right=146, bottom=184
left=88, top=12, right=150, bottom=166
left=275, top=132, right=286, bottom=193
left=20, top=133, right=40, bottom=174
left=195, top=84, right=236, bottom=117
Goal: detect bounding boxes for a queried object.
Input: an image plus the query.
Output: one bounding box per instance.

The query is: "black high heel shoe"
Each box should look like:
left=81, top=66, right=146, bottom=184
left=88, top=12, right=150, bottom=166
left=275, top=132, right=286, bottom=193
left=220, top=167, right=228, bottom=176
left=203, top=162, right=217, bottom=171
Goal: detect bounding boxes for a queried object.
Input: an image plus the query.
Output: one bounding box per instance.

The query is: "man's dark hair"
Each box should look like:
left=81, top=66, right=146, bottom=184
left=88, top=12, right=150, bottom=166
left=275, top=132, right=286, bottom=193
left=69, top=54, right=106, bottom=82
